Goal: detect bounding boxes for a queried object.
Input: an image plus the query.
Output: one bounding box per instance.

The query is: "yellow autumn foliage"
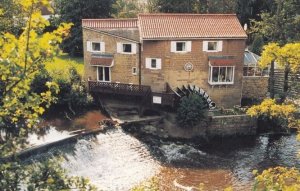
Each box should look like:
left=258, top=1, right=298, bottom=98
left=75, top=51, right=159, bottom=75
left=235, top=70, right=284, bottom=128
left=259, top=42, right=300, bottom=73
left=253, top=167, right=300, bottom=191
left=247, top=99, right=296, bottom=119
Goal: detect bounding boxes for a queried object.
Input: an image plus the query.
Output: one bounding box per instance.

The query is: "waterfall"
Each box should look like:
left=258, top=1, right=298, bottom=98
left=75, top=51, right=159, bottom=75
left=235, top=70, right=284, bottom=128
left=61, top=128, right=160, bottom=190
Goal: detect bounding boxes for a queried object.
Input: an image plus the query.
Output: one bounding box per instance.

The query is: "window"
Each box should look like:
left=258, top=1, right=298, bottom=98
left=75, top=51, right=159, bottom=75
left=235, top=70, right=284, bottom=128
left=176, top=42, right=185, bottom=51
left=92, top=42, right=101, bottom=51
left=87, top=41, right=105, bottom=52
left=151, top=59, right=156, bottom=68
left=97, top=67, right=110, bottom=82
left=171, top=41, right=191, bottom=52
left=209, top=66, right=234, bottom=85
left=203, top=41, right=222, bottom=52
left=146, top=58, right=161, bottom=70
left=117, top=42, right=136, bottom=54
left=208, top=42, right=218, bottom=51
left=123, top=44, right=132, bottom=53
left=132, top=67, right=137, bottom=75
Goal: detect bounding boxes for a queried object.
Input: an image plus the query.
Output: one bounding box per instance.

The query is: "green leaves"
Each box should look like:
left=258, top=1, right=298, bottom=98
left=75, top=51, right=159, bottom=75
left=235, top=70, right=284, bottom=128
left=176, top=94, right=208, bottom=128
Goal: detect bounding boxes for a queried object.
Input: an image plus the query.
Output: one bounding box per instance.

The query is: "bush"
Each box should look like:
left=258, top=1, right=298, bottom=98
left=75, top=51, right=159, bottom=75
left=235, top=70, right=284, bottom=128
left=53, top=67, right=93, bottom=113
left=176, top=94, right=208, bottom=128
left=247, top=99, right=298, bottom=131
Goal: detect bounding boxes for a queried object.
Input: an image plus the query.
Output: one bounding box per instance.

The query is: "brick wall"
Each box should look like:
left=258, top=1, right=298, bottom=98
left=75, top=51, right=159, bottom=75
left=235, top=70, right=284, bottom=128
left=142, top=39, right=246, bottom=108
left=242, top=77, right=269, bottom=99
left=83, top=29, right=139, bottom=85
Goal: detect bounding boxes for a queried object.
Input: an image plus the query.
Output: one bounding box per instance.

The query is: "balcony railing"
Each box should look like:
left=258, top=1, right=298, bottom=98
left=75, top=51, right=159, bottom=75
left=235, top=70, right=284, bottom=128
left=88, top=81, right=151, bottom=97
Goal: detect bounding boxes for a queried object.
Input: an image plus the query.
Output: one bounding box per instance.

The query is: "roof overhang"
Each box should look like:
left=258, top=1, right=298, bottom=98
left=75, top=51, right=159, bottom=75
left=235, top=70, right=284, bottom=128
left=90, top=54, right=114, bottom=67
left=208, top=56, right=237, bottom=66
left=83, top=27, right=140, bottom=43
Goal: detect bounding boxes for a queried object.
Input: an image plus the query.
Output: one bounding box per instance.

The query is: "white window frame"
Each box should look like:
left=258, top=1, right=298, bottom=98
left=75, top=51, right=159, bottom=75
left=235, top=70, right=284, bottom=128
left=87, top=41, right=105, bottom=53
left=132, top=67, right=137, bottom=75
left=145, top=58, right=162, bottom=70
left=117, top=42, right=137, bottom=54
left=97, top=66, right=111, bottom=82
left=208, top=64, right=235, bottom=85
left=203, top=41, right=223, bottom=52
left=171, top=41, right=192, bottom=53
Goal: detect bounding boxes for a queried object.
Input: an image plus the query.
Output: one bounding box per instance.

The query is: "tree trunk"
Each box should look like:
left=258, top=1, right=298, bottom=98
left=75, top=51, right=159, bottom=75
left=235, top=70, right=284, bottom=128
left=281, top=64, right=290, bottom=102
left=269, top=61, right=275, bottom=99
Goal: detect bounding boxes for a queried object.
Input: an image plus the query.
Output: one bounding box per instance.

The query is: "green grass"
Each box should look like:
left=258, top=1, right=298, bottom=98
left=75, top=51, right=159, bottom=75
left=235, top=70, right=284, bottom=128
left=45, top=53, right=84, bottom=80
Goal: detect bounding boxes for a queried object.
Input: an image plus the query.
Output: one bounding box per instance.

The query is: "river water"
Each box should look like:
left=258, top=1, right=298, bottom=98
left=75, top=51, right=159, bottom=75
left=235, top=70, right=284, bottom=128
left=26, top=111, right=300, bottom=191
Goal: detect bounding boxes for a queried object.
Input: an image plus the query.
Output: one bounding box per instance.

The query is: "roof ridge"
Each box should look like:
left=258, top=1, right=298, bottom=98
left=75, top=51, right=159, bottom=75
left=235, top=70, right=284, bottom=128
left=138, top=13, right=237, bottom=16
left=82, top=18, right=138, bottom=21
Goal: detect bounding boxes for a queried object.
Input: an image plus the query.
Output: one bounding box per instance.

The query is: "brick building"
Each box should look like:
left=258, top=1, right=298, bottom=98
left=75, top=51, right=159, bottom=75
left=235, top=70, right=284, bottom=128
left=82, top=14, right=247, bottom=108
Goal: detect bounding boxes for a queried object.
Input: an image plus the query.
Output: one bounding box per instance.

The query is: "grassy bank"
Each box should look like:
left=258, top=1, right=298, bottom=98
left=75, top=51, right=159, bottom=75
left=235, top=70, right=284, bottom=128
left=45, top=53, right=84, bottom=79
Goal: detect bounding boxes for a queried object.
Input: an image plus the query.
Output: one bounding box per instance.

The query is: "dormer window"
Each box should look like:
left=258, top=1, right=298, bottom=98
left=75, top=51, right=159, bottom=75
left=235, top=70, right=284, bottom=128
left=171, top=41, right=191, bottom=53
left=117, top=42, right=137, bottom=54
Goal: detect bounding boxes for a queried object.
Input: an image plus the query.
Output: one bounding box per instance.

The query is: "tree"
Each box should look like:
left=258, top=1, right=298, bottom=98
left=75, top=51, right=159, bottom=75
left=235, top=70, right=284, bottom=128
left=0, top=0, right=72, bottom=141
left=176, top=94, right=208, bottom=128
left=0, top=0, right=25, bottom=35
left=156, top=0, right=195, bottom=13
left=0, top=1, right=95, bottom=190
left=112, top=0, right=141, bottom=18
left=259, top=43, right=300, bottom=101
left=55, top=0, right=114, bottom=56
left=251, top=0, right=300, bottom=44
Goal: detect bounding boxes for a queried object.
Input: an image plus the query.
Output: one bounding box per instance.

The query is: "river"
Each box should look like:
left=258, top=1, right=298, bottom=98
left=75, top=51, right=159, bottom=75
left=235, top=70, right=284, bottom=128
left=26, top=111, right=300, bottom=191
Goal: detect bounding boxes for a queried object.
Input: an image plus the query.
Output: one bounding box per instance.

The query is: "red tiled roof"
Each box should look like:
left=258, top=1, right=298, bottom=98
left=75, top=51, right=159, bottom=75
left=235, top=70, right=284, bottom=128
left=82, top=18, right=138, bottom=29
left=138, top=14, right=247, bottom=39
left=90, top=57, right=114, bottom=67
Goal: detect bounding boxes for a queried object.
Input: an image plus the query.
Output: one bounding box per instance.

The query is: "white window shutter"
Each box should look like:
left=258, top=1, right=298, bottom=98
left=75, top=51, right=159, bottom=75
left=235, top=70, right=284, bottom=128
left=132, top=43, right=137, bottom=54
left=203, top=41, right=208, bottom=51
left=87, top=41, right=92, bottom=52
left=217, top=41, right=223, bottom=51
left=101, top=42, right=105, bottom=52
left=145, top=58, right=151, bottom=69
left=186, top=41, right=192, bottom=52
left=157, top=59, right=162, bottom=69
left=171, top=41, right=176, bottom=52
left=117, top=42, right=122, bottom=53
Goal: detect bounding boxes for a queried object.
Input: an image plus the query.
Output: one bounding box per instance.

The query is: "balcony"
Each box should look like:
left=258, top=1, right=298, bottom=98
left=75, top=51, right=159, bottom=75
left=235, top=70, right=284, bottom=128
left=88, top=81, right=151, bottom=97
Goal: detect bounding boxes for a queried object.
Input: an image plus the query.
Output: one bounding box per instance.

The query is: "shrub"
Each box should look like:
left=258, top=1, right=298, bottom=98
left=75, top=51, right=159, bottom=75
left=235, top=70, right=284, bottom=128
left=53, top=67, right=93, bottom=114
left=253, top=167, right=300, bottom=191
left=176, top=94, right=208, bottom=128
left=247, top=98, right=298, bottom=130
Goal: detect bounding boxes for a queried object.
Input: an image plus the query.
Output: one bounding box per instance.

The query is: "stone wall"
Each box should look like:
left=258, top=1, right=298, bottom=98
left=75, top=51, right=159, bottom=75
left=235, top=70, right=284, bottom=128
left=160, top=112, right=257, bottom=139
left=83, top=28, right=139, bottom=85
left=242, top=76, right=269, bottom=100
left=207, top=115, right=257, bottom=137
left=142, top=39, right=246, bottom=108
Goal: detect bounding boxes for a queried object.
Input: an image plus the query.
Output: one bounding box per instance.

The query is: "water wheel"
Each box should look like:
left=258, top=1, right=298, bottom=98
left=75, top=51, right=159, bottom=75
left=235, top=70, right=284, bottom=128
left=175, top=85, right=216, bottom=109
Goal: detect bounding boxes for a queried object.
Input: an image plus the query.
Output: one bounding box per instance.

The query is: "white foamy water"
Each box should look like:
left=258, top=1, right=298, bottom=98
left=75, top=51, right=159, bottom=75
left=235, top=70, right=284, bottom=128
left=27, top=127, right=71, bottom=147
left=61, top=128, right=160, bottom=191
left=160, top=143, right=207, bottom=163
